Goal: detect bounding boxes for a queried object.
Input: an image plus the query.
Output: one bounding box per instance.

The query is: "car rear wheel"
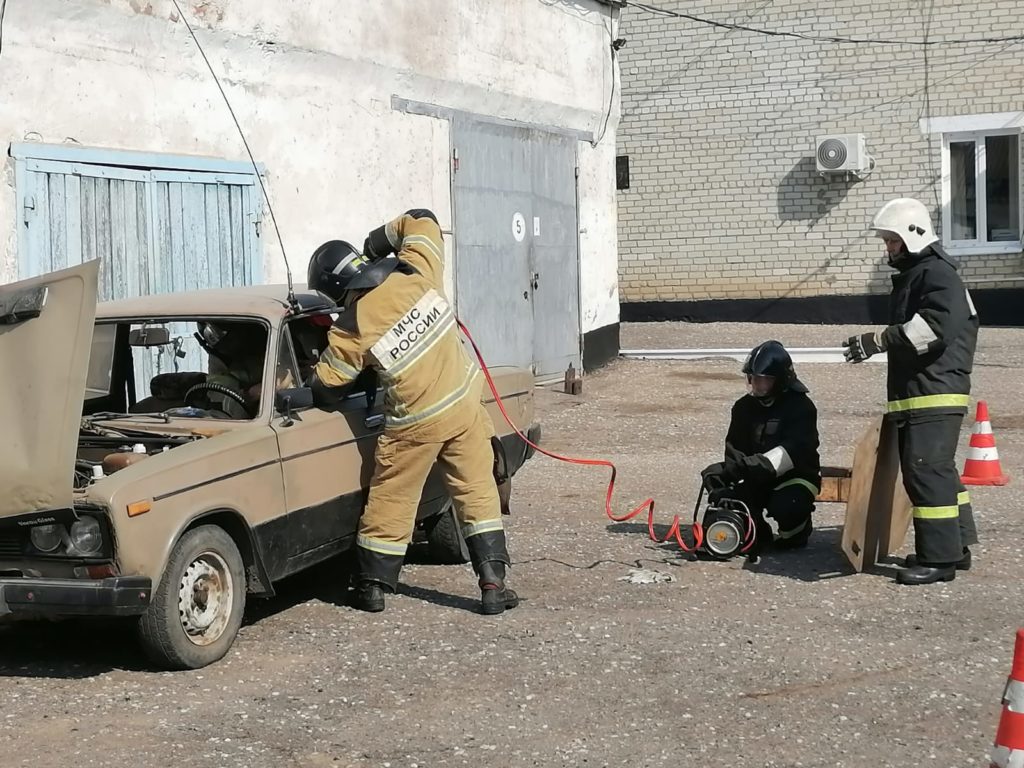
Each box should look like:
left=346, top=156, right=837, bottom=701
left=425, top=503, right=470, bottom=565
left=137, top=525, right=246, bottom=670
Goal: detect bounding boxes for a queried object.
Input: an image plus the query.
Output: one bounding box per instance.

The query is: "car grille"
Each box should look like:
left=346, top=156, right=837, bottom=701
left=0, top=535, right=24, bottom=558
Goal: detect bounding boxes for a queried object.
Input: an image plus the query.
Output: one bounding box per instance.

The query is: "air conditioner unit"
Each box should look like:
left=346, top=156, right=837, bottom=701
left=815, top=134, right=874, bottom=179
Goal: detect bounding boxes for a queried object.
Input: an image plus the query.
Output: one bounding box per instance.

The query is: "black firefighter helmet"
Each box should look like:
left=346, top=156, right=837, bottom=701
left=307, top=239, right=404, bottom=303
left=741, top=340, right=808, bottom=400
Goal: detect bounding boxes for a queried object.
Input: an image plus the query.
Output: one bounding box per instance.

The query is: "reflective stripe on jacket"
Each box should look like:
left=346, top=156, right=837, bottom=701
left=880, top=248, right=979, bottom=420
left=314, top=211, right=484, bottom=442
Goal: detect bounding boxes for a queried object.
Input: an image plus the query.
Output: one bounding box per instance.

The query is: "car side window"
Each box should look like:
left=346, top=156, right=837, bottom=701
left=127, top=318, right=269, bottom=419
left=281, top=316, right=331, bottom=388
left=275, top=325, right=302, bottom=394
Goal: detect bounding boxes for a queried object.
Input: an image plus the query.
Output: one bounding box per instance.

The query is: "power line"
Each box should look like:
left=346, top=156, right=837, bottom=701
left=621, top=44, right=1020, bottom=100
left=619, top=38, right=1024, bottom=142
left=626, top=0, right=1024, bottom=47
left=831, top=38, right=1022, bottom=125
left=621, top=0, right=775, bottom=119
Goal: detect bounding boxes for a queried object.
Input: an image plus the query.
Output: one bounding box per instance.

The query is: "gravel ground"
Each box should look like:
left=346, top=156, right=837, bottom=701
left=2, top=321, right=1022, bottom=768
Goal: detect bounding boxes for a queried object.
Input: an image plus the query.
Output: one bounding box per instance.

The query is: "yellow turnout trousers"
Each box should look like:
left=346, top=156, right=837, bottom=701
left=357, top=403, right=503, bottom=558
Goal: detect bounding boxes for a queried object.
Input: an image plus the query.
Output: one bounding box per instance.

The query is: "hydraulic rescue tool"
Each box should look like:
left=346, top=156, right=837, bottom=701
left=688, top=482, right=758, bottom=561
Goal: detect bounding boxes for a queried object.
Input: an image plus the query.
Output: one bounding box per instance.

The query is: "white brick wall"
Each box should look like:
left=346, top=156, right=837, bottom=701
left=616, top=0, right=1024, bottom=303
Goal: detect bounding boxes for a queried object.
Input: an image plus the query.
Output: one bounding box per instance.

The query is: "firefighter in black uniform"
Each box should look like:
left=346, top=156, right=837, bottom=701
left=701, top=340, right=822, bottom=553
left=842, top=197, right=979, bottom=585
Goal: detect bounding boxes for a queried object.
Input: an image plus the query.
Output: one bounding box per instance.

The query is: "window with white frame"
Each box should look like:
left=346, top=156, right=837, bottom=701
left=941, top=129, right=1021, bottom=252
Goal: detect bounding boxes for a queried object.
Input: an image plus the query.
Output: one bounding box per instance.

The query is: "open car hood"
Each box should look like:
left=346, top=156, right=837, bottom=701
left=0, top=261, right=98, bottom=521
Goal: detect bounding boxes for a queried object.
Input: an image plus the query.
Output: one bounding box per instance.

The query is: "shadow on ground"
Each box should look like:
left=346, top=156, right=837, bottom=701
left=0, top=617, right=151, bottom=678
left=606, top=521, right=857, bottom=582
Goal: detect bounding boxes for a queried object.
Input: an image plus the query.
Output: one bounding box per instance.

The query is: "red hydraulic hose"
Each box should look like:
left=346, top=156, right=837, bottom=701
left=457, top=319, right=703, bottom=553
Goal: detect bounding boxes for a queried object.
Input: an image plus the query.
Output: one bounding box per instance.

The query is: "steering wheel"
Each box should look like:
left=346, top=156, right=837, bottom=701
left=183, top=382, right=250, bottom=418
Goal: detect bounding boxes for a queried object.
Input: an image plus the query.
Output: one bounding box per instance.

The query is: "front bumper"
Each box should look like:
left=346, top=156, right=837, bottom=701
left=0, top=576, right=152, bottom=617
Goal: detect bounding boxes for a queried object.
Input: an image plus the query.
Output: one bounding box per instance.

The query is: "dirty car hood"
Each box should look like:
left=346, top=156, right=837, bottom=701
left=0, top=261, right=98, bottom=521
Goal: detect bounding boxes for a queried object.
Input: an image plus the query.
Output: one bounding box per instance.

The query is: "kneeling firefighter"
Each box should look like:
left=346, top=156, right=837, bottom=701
left=700, top=341, right=822, bottom=555
left=307, top=208, right=518, bottom=616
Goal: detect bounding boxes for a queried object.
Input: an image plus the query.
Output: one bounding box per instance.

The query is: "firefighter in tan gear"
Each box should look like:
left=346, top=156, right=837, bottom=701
left=307, top=208, right=519, bottom=615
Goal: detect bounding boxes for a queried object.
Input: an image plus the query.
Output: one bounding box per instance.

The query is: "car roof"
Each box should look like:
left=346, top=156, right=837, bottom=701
left=95, top=283, right=333, bottom=320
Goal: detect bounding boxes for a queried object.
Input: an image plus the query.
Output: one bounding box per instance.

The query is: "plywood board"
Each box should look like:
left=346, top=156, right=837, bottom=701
left=841, top=416, right=913, bottom=572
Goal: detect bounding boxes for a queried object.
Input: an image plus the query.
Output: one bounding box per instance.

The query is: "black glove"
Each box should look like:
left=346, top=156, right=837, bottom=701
left=309, top=371, right=355, bottom=410
left=741, top=454, right=777, bottom=483
left=707, top=485, right=734, bottom=504
left=724, top=445, right=745, bottom=475
left=842, top=331, right=885, bottom=363
left=724, top=446, right=776, bottom=484
left=700, top=461, right=730, bottom=490
left=363, top=224, right=395, bottom=261
left=404, top=208, right=438, bottom=224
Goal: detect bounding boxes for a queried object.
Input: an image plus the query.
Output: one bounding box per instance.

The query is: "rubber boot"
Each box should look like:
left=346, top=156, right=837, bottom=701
left=896, top=563, right=957, bottom=585
left=905, top=547, right=971, bottom=571
left=478, top=560, right=519, bottom=616
left=466, top=528, right=519, bottom=615
left=351, top=581, right=387, bottom=613
left=350, top=546, right=402, bottom=612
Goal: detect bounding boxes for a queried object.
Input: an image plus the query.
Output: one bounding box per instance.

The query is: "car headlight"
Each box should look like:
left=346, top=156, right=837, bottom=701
left=30, top=524, right=64, bottom=553
left=69, top=517, right=103, bottom=556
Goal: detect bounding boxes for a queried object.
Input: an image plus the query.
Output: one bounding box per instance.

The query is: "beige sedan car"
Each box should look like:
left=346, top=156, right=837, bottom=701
left=0, top=261, right=540, bottom=670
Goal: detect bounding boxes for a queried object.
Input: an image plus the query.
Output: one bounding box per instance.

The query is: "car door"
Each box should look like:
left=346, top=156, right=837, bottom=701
left=268, top=319, right=386, bottom=578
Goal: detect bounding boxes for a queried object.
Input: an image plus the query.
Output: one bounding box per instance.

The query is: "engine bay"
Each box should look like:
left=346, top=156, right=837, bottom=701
left=74, top=426, right=200, bottom=490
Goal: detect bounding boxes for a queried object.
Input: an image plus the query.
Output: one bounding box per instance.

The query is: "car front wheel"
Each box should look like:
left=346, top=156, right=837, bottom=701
left=137, top=525, right=246, bottom=670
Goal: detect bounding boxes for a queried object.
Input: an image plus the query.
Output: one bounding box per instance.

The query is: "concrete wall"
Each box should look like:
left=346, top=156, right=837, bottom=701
left=616, top=0, right=1024, bottom=313
left=0, top=0, right=620, bottom=337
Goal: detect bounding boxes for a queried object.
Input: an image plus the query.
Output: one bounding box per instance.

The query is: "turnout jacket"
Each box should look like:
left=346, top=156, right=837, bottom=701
left=725, top=389, right=822, bottom=495
left=313, top=211, right=485, bottom=443
left=879, top=248, right=979, bottom=420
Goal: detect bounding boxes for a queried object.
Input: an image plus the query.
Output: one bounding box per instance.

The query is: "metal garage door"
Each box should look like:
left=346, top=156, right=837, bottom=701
left=451, top=118, right=581, bottom=381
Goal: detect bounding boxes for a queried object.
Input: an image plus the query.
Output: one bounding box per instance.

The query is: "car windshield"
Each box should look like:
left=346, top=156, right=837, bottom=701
left=87, top=317, right=270, bottom=421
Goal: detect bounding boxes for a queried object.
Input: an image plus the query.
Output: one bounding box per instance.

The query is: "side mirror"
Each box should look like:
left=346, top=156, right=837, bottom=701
left=128, top=327, right=172, bottom=347
left=275, top=386, right=314, bottom=417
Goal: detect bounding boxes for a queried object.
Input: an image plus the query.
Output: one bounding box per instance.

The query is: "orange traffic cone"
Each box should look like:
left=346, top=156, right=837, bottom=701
left=990, top=629, right=1024, bottom=767
left=962, top=401, right=1010, bottom=486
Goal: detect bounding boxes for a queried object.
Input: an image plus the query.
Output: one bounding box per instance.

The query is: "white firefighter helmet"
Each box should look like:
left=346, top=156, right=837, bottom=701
left=869, top=197, right=938, bottom=254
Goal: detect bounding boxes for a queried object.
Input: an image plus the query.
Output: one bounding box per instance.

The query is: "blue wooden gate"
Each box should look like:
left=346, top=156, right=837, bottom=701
left=14, top=154, right=262, bottom=295
left=11, top=143, right=266, bottom=395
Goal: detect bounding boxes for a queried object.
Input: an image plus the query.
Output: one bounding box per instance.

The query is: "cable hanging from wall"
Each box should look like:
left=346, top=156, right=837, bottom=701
left=592, top=4, right=625, bottom=147
left=0, top=0, right=9, bottom=59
